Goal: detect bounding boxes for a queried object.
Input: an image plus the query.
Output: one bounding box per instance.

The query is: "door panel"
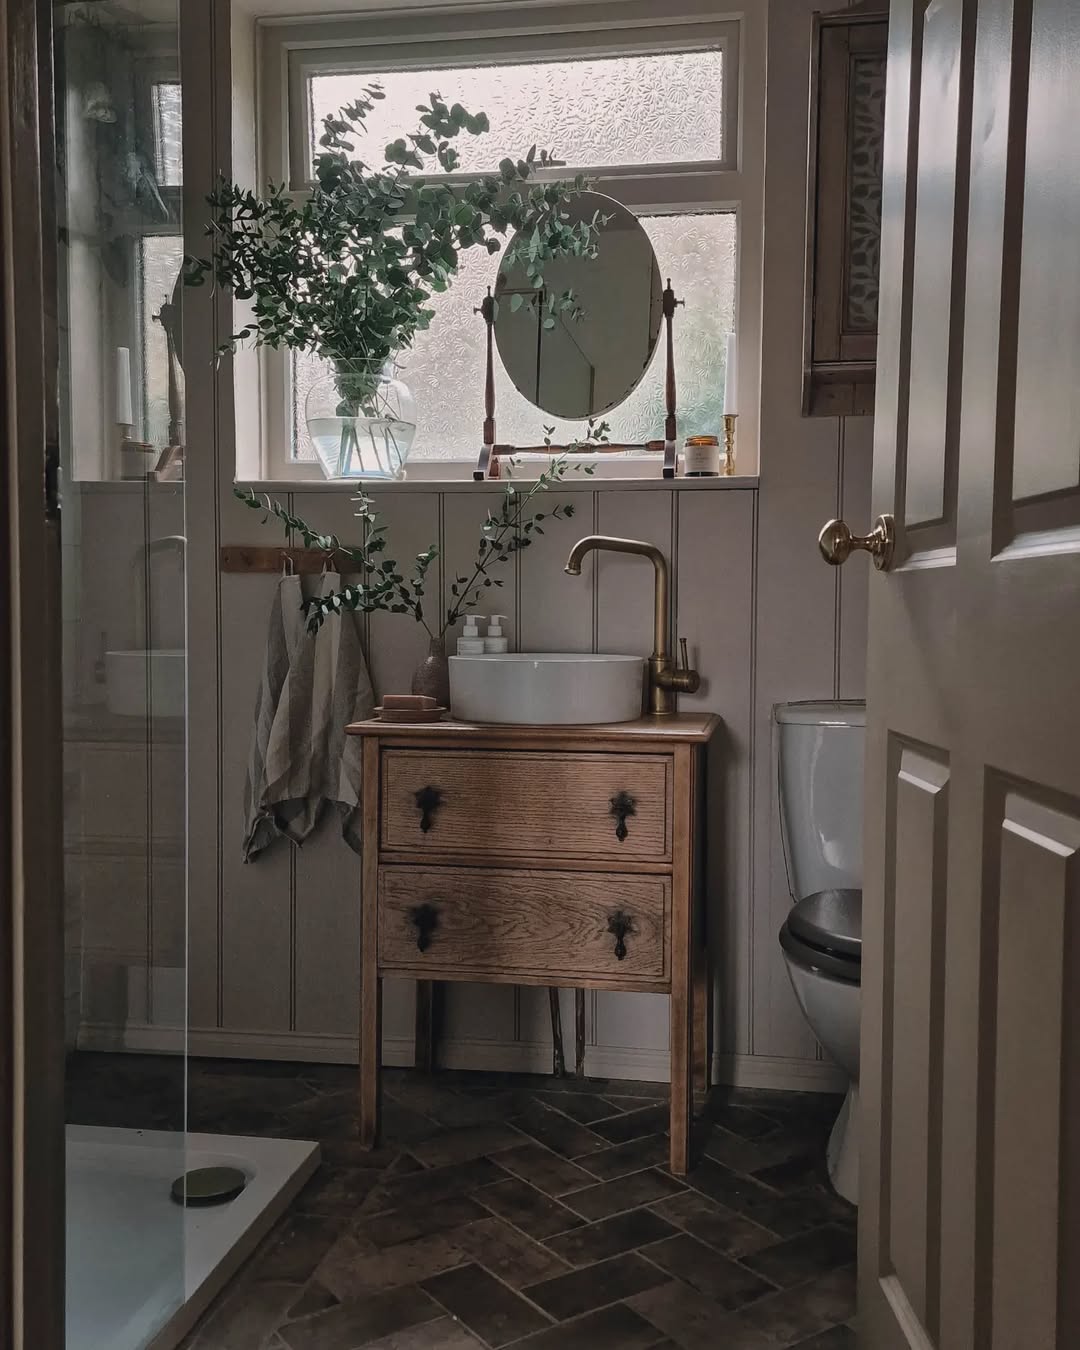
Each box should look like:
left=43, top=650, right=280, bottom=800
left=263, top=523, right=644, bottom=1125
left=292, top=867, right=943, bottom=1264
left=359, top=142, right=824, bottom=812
left=991, top=789, right=1080, bottom=1350
left=884, top=747, right=948, bottom=1344
left=904, top=0, right=963, bottom=528
left=858, top=0, right=1080, bottom=1346
left=1012, top=0, right=1080, bottom=502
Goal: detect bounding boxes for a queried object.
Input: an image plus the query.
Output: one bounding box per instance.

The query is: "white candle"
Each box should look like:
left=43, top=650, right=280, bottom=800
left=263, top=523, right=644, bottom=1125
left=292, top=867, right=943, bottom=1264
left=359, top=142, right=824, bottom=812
left=115, top=346, right=133, bottom=426
left=723, top=332, right=738, bottom=416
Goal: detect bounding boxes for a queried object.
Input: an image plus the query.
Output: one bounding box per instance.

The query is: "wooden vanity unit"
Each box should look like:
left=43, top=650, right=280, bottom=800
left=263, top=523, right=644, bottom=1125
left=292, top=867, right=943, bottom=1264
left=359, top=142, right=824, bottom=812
left=347, top=713, right=720, bottom=1174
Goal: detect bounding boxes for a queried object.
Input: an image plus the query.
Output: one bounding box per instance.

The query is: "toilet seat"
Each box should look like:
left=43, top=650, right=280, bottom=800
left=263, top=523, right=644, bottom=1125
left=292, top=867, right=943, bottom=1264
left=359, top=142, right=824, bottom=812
left=780, top=888, right=862, bottom=986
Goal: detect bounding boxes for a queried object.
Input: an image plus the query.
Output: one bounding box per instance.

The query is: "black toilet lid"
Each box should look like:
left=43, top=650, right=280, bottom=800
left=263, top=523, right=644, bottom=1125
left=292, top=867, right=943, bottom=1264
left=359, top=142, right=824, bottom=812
left=787, top=888, right=862, bottom=961
left=779, top=922, right=860, bottom=984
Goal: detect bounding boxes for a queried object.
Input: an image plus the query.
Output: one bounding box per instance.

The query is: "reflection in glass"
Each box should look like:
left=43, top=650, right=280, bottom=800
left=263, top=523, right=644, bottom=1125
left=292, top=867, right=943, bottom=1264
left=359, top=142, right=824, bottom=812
left=56, top=4, right=183, bottom=482
left=56, top=4, right=188, bottom=1348
left=152, top=81, right=183, bottom=187
left=138, top=237, right=183, bottom=449
left=494, top=194, right=663, bottom=421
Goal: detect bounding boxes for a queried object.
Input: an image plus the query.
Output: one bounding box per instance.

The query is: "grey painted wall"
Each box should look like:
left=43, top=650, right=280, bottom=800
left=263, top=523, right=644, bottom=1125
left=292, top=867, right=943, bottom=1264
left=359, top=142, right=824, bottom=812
left=70, top=0, right=872, bottom=1093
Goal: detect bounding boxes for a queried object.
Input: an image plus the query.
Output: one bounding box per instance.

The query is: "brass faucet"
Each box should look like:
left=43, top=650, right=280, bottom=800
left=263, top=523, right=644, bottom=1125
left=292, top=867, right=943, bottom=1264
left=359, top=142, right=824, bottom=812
left=564, top=535, right=700, bottom=715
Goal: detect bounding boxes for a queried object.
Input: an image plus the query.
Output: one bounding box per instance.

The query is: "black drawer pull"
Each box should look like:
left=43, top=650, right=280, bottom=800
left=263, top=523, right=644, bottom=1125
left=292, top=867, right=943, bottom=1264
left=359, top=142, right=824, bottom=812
left=609, top=791, right=637, bottom=842
left=408, top=903, right=440, bottom=952
left=414, top=785, right=444, bottom=833
left=607, top=910, right=634, bottom=961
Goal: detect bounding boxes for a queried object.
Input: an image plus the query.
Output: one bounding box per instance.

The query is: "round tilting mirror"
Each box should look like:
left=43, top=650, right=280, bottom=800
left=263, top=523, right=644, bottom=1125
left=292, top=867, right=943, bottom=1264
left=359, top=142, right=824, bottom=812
left=494, top=192, right=663, bottom=421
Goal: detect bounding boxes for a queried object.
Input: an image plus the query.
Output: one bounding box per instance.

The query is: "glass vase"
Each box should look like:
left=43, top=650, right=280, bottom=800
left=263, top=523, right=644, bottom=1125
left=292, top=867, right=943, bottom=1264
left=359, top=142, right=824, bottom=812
left=305, top=358, right=416, bottom=480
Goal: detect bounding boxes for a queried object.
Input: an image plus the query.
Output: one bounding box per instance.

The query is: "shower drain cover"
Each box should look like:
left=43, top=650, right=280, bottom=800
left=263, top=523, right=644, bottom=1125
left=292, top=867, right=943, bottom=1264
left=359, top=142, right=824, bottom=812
left=170, top=1166, right=248, bottom=1207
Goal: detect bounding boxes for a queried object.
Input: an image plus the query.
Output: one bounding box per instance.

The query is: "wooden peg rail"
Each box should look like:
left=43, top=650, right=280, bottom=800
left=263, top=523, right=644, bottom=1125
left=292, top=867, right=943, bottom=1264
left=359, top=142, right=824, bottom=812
left=219, top=545, right=357, bottom=574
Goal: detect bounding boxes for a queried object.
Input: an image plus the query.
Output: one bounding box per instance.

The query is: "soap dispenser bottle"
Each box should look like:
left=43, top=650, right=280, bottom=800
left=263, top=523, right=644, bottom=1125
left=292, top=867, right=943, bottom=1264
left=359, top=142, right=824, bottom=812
left=457, top=615, right=486, bottom=655
left=484, top=615, right=509, bottom=654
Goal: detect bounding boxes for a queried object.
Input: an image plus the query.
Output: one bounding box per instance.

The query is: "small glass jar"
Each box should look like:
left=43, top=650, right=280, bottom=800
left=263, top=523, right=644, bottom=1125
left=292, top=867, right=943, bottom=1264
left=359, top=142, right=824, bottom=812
left=682, top=434, right=720, bottom=477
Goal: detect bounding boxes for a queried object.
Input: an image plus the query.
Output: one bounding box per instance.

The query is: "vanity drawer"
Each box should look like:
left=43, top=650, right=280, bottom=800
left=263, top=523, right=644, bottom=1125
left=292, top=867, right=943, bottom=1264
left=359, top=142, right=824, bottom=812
left=378, top=865, right=668, bottom=981
left=380, top=749, right=672, bottom=862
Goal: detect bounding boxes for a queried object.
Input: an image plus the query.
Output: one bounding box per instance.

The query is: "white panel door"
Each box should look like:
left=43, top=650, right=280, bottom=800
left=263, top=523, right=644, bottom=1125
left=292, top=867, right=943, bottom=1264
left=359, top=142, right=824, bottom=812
left=822, top=0, right=1080, bottom=1345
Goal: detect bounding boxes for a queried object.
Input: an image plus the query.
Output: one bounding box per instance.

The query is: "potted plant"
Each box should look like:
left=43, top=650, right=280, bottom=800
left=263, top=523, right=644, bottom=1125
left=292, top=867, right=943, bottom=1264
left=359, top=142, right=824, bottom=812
left=187, top=85, right=602, bottom=478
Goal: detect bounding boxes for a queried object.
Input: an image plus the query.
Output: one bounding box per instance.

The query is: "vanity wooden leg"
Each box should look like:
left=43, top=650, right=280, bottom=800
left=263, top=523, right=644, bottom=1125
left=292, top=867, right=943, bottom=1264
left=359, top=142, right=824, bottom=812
left=692, top=944, right=710, bottom=1097
left=670, top=983, right=693, bottom=1174
left=415, top=980, right=438, bottom=1073
left=574, top=989, right=586, bottom=1078
left=669, top=746, right=695, bottom=1176
left=548, top=988, right=565, bottom=1077
left=360, top=969, right=382, bottom=1147
left=359, top=737, right=382, bottom=1148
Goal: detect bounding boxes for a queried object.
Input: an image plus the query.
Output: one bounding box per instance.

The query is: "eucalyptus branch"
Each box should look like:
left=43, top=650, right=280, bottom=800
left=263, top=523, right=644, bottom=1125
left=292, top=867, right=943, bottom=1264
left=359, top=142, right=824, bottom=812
left=444, top=459, right=576, bottom=629
left=234, top=486, right=435, bottom=636
left=233, top=422, right=607, bottom=641
left=443, top=421, right=609, bottom=628
left=186, top=88, right=600, bottom=381
left=299, top=545, right=439, bottom=638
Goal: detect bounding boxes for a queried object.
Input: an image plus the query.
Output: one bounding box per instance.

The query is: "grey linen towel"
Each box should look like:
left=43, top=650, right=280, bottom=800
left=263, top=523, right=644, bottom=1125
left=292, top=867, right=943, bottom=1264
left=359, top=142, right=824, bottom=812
left=243, top=573, right=374, bottom=861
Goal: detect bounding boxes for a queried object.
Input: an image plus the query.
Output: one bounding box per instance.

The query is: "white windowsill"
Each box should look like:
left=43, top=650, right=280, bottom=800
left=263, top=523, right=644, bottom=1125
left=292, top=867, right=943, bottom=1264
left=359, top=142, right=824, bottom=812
left=247, top=447, right=759, bottom=491
left=239, top=472, right=759, bottom=494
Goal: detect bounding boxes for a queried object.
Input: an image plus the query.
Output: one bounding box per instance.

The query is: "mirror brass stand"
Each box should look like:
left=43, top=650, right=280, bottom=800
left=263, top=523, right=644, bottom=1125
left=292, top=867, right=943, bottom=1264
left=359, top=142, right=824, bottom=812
left=473, top=195, right=684, bottom=478
left=472, top=279, right=685, bottom=480
left=661, top=279, right=684, bottom=480
left=474, top=288, right=500, bottom=480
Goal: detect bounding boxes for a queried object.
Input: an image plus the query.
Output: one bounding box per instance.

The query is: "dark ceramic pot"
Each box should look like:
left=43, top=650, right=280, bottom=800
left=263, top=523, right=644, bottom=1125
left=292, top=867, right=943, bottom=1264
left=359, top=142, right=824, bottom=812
left=411, top=636, right=450, bottom=707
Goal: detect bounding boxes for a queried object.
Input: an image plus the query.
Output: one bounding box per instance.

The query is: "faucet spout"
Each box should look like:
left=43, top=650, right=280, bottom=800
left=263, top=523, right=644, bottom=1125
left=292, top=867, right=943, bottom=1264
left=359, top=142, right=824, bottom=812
left=563, top=534, right=699, bottom=714
left=563, top=535, right=668, bottom=661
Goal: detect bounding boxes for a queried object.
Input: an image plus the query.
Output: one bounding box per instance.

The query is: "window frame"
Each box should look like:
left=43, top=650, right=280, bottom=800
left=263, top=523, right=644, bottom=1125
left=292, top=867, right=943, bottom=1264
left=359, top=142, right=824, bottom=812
left=249, top=0, right=763, bottom=482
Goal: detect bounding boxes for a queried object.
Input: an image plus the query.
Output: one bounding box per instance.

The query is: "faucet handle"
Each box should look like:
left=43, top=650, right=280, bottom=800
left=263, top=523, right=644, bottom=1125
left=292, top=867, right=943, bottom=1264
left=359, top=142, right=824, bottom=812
left=667, top=636, right=701, bottom=696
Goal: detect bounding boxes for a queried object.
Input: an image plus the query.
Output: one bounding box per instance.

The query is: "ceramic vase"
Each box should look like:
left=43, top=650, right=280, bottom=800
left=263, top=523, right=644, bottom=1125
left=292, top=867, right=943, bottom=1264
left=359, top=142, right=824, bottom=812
left=412, top=636, right=450, bottom=707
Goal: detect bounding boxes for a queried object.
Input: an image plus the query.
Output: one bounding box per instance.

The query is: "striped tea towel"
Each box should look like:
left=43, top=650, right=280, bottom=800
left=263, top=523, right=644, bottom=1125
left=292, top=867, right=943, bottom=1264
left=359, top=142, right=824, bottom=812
left=243, top=573, right=374, bottom=861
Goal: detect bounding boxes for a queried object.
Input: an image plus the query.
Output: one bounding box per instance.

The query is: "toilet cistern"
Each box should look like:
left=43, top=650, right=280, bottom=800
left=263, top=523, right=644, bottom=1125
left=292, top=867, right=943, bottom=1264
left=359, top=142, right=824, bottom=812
left=563, top=535, right=700, bottom=714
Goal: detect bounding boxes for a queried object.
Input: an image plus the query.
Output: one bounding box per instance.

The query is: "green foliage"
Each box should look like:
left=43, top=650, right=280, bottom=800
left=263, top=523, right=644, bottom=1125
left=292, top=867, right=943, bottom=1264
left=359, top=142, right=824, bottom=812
left=185, top=86, right=600, bottom=377
left=213, top=84, right=611, bottom=639
left=234, top=423, right=611, bottom=638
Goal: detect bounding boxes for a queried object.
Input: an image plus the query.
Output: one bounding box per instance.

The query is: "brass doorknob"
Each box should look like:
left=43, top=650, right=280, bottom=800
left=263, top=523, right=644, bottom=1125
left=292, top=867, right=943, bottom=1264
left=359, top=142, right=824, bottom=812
left=818, top=514, right=896, bottom=571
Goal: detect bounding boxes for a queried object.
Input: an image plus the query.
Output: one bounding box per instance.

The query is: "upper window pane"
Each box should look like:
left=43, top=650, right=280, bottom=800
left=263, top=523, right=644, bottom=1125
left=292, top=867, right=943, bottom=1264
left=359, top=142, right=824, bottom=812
left=307, top=50, right=723, bottom=175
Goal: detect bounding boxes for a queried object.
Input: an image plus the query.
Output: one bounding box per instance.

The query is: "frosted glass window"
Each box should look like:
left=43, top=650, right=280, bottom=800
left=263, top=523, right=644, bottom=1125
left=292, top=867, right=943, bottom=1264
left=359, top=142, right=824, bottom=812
left=307, top=51, right=723, bottom=175
left=152, top=82, right=182, bottom=187
left=291, top=212, right=735, bottom=463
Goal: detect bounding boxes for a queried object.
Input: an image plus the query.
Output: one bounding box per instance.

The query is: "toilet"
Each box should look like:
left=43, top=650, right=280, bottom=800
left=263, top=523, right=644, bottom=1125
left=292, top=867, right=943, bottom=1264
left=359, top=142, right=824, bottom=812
left=774, top=700, right=864, bottom=1205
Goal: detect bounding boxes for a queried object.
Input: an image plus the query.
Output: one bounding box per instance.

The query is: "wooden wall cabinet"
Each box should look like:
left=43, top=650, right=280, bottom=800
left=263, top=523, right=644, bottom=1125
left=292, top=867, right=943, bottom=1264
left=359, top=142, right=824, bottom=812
left=349, top=714, right=719, bottom=1175
left=803, top=5, right=888, bottom=417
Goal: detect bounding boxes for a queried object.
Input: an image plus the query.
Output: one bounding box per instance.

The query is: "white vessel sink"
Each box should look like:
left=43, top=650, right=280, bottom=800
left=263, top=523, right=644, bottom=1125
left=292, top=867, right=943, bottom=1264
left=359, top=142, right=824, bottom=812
left=449, top=652, right=645, bottom=725
left=106, top=649, right=186, bottom=719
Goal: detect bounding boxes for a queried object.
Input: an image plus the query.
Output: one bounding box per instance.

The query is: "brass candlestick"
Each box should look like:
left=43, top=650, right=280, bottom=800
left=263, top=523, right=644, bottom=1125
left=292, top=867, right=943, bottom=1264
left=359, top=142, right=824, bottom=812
left=722, top=413, right=738, bottom=475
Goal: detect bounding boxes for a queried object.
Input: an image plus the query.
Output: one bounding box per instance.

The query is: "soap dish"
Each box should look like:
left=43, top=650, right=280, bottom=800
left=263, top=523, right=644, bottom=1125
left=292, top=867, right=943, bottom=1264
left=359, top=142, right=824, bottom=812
left=374, top=705, right=448, bottom=724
